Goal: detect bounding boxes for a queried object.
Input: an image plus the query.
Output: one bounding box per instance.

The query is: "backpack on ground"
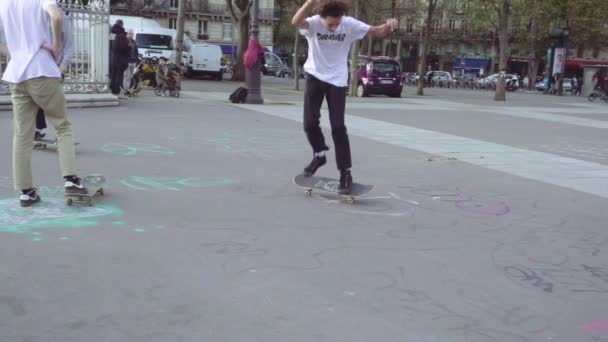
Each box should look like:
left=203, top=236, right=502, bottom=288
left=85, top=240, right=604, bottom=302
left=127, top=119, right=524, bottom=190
left=229, top=87, right=248, bottom=103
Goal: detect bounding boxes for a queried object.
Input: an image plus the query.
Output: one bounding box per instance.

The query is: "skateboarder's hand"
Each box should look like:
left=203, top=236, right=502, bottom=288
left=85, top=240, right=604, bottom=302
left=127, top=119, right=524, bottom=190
left=60, top=64, right=68, bottom=75
left=41, top=43, right=61, bottom=64
left=384, top=18, right=399, bottom=34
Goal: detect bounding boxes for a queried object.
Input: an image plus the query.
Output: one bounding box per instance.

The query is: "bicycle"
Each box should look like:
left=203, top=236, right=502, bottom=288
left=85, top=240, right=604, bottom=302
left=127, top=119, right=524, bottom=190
left=588, top=88, right=608, bottom=103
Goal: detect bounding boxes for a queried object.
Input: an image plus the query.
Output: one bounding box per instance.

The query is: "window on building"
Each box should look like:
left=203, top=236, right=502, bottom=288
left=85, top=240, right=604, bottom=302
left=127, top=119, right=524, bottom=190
left=449, top=20, right=456, bottom=29
left=169, top=18, right=177, bottom=29
left=144, top=0, right=152, bottom=6
left=170, top=0, right=179, bottom=8
left=407, top=22, right=413, bottom=33
left=198, top=20, right=208, bottom=34
left=461, top=20, right=468, bottom=34
left=223, top=23, right=233, bottom=41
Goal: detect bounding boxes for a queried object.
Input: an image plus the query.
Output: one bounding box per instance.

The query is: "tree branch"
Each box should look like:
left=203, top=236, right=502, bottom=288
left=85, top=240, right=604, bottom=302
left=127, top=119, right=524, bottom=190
left=226, top=0, right=238, bottom=23
left=239, top=0, right=254, bottom=21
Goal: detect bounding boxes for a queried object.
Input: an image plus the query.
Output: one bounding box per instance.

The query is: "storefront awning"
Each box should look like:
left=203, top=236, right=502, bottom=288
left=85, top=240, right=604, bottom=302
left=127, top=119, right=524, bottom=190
left=566, top=59, right=608, bottom=69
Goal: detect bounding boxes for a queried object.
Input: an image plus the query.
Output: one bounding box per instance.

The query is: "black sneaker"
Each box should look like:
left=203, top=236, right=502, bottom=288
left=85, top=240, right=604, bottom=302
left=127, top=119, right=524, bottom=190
left=34, top=130, right=46, bottom=140
left=338, top=170, right=353, bottom=195
left=20, top=189, right=41, bottom=207
left=65, top=177, right=88, bottom=195
left=303, top=155, right=327, bottom=177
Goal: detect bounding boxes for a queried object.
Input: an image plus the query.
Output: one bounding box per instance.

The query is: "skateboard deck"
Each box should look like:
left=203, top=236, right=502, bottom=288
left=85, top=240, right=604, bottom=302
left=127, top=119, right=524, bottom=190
left=34, top=138, right=79, bottom=150
left=293, top=174, right=375, bottom=204
left=65, top=174, right=106, bottom=206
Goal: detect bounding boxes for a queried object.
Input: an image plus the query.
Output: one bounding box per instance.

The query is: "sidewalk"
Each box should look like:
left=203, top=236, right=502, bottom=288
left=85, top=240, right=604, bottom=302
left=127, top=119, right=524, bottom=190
left=0, top=93, right=119, bottom=111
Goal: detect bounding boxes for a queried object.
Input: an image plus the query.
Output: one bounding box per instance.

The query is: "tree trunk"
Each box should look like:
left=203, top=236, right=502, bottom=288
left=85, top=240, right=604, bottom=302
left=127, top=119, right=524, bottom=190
left=174, top=0, right=186, bottom=68
left=417, top=1, right=435, bottom=96
left=494, top=0, right=509, bottom=101
left=349, top=0, right=360, bottom=97
left=232, top=15, right=250, bottom=81
left=293, top=27, right=300, bottom=90
left=416, top=38, right=426, bottom=96
left=527, top=0, right=538, bottom=90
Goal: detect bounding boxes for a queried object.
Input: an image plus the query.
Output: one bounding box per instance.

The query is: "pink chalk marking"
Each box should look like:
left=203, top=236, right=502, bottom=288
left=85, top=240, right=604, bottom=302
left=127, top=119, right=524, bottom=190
left=579, top=320, right=608, bottom=333
left=480, top=202, right=511, bottom=216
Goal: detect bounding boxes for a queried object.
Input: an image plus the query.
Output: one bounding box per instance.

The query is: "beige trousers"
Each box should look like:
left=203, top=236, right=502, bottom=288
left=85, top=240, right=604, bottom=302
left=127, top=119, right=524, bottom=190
left=10, top=77, right=77, bottom=190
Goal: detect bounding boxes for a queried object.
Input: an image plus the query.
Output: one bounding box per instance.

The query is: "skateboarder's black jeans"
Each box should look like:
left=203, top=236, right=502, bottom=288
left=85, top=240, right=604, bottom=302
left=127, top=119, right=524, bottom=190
left=303, top=74, right=352, bottom=171
left=36, top=108, right=47, bottom=131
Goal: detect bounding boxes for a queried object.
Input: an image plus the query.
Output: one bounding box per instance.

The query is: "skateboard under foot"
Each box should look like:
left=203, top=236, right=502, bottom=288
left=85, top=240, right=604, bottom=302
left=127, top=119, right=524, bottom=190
left=293, top=174, right=374, bottom=204
left=65, top=174, right=106, bottom=207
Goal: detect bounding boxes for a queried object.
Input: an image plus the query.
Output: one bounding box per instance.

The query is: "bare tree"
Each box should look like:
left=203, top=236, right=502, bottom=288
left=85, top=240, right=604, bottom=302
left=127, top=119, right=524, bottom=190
left=226, top=0, right=253, bottom=81
left=416, top=0, right=439, bottom=96
left=174, top=0, right=186, bottom=67
left=348, top=0, right=360, bottom=96
left=494, top=0, right=509, bottom=101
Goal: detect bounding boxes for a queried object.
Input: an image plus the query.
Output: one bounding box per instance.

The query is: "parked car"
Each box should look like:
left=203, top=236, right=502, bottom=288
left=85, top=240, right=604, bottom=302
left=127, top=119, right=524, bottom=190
left=186, top=43, right=223, bottom=80
left=425, top=71, right=455, bottom=87
left=535, top=78, right=573, bottom=92
left=356, top=57, right=403, bottom=98
left=262, top=52, right=284, bottom=76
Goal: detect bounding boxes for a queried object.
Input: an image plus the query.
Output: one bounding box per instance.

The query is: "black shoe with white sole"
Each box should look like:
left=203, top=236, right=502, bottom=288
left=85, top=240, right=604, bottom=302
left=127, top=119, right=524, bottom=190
left=20, top=188, right=41, bottom=207
left=65, top=177, right=88, bottom=195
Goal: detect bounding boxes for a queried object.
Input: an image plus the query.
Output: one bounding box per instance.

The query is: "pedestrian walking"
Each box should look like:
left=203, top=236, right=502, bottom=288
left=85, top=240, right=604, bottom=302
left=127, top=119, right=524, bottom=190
left=35, top=10, right=73, bottom=140
left=110, top=19, right=129, bottom=97
left=0, top=0, right=88, bottom=207
left=123, top=29, right=139, bottom=96
left=292, top=0, right=398, bottom=194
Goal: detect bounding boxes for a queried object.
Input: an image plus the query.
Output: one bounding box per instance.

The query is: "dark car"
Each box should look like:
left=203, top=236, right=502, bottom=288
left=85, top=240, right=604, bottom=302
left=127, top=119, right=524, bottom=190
left=356, top=57, right=403, bottom=98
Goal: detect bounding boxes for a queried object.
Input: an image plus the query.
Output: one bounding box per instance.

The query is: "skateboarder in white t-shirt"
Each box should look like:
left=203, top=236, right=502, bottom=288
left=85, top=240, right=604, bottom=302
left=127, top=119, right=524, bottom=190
left=292, top=0, right=398, bottom=194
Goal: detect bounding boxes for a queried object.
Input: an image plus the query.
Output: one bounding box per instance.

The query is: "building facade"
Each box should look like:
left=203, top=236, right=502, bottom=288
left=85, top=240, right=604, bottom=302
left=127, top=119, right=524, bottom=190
left=110, top=0, right=278, bottom=60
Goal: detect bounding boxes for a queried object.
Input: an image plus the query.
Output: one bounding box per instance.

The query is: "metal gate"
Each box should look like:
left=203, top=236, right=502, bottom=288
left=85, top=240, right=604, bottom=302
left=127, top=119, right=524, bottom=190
left=0, top=0, right=110, bottom=95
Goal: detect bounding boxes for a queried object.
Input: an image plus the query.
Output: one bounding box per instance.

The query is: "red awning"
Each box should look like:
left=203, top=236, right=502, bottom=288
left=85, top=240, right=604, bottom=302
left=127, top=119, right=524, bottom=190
left=566, top=59, right=608, bottom=69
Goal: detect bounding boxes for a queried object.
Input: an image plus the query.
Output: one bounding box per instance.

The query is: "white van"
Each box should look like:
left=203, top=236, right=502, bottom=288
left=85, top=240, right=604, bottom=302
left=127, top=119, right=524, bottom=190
left=135, top=27, right=176, bottom=61
left=187, top=43, right=223, bottom=80
left=109, top=15, right=161, bottom=31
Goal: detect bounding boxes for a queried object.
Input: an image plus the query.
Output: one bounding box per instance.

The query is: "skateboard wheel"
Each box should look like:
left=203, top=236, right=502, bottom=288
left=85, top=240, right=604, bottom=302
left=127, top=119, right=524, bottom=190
left=347, top=197, right=355, bottom=204
left=66, top=198, right=73, bottom=206
left=305, top=189, right=312, bottom=196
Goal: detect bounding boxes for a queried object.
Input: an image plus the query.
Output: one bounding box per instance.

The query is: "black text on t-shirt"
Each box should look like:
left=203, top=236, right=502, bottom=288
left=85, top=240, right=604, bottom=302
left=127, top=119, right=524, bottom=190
left=316, top=33, right=347, bottom=42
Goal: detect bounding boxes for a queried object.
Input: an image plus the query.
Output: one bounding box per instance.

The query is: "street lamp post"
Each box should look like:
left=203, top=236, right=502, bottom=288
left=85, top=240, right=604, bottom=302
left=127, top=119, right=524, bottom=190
left=245, top=0, right=264, bottom=104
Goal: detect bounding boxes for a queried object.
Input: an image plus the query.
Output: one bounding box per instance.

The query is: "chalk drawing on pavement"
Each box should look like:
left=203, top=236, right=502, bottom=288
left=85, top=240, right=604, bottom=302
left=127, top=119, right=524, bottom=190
left=101, top=143, right=175, bottom=157
left=120, top=176, right=233, bottom=191
left=168, top=129, right=301, bottom=160
left=0, top=197, right=123, bottom=240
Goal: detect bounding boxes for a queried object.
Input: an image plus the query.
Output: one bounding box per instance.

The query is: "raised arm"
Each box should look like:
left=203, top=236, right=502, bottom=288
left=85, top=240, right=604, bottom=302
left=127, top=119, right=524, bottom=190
left=368, top=18, right=399, bottom=38
left=291, top=0, right=318, bottom=29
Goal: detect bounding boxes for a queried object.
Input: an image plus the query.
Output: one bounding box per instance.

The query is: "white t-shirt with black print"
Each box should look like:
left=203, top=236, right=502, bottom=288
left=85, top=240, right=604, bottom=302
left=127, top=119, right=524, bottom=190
left=300, top=15, right=370, bottom=87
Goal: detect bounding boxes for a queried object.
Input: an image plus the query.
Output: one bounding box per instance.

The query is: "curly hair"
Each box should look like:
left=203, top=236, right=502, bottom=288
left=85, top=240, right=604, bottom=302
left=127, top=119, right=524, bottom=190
left=317, top=0, right=349, bottom=18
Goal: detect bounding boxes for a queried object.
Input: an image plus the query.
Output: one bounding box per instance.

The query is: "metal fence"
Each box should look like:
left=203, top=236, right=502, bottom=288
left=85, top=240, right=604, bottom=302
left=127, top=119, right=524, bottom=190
left=0, top=0, right=110, bottom=96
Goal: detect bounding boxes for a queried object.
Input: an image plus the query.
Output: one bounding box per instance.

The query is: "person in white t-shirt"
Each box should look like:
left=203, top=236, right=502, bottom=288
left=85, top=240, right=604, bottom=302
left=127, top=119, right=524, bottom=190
left=0, top=0, right=87, bottom=207
left=292, top=0, right=398, bottom=194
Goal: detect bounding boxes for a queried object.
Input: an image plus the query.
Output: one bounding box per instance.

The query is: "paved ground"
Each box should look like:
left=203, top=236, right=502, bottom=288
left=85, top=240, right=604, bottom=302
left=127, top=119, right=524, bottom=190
left=0, top=77, right=607, bottom=342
